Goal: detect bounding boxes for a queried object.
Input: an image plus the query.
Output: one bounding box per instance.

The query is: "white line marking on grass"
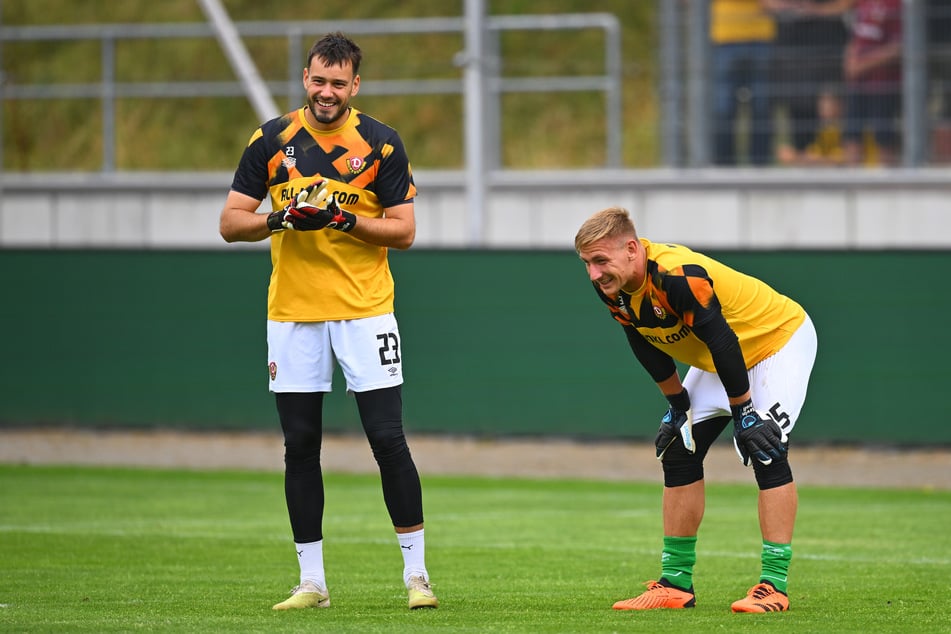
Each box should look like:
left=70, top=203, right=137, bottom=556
left=431, top=509, right=653, bottom=522
left=700, top=549, right=950, bottom=566
left=0, top=523, right=290, bottom=542
left=793, top=552, right=951, bottom=566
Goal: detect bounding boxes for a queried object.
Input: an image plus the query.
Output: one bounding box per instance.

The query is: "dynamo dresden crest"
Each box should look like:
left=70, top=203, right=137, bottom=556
left=347, top=156, right=364, bottom=174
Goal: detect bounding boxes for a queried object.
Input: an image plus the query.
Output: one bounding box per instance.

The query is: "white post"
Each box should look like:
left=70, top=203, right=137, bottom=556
left=197, top=0, right=280, bottom=123
left=463, top=0, right=487, bottom=246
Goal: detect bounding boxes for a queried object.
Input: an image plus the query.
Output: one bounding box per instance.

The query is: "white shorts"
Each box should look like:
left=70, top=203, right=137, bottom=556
left=683, top=314, right=817, bottom=436
left=267, top=313, right=404, bottom=393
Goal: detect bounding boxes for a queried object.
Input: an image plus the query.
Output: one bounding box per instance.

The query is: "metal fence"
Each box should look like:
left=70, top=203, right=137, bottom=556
left=2, top=3, right=950, bottom=171
left=0, top=14, right=622, bottom=172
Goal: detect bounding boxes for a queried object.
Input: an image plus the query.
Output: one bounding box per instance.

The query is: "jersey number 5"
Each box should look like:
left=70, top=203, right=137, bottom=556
left=768, top=403, right=791, bottom=430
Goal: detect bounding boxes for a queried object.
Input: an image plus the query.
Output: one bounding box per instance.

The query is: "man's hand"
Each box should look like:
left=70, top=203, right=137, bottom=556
left=266, top=180, right=323, bottom=232
left=265, top=206, right=290, bottom=232
left=655, top=389, right=695, bottom=460
left=287, top=181, right=357, bottom=232
left=265, top=180, right=357, bottom=233
left=282, top=180, right=332, bottom=231
left=731, top=399, right=787, bottom=466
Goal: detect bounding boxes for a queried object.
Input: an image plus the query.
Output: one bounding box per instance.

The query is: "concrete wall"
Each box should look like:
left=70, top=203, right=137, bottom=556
left=2, top=168, right=950, bottom=250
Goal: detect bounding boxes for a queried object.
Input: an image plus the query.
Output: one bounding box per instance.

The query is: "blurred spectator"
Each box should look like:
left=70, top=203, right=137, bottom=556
left=840, top=0, right=903, bottom=165
left=928, top=0, right=951, bottom=162
left=710, top=0, right=777, bottom=165
left=768, top=1, right=849, bottom=164
left=928, top=0, right=951, bottom=116
left=777, top=84, right=847, bottom=165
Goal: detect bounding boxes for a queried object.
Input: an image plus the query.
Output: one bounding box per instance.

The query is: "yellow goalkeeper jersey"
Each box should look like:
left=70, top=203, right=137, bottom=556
left=597, top=239, right=805, bottom=372
left=230, top=107, right=417, bottom=322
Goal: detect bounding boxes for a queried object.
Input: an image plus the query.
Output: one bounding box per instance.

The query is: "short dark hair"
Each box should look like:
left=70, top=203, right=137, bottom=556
left=306, top=32, right=362, bottom=75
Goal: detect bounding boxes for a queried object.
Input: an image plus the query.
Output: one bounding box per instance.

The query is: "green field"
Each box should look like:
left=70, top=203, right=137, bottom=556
left=1, top=465, right=948, bottom=632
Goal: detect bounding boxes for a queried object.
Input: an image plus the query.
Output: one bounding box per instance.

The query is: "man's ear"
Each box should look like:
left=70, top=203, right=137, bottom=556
left=627, top=238, right=639, bottom=259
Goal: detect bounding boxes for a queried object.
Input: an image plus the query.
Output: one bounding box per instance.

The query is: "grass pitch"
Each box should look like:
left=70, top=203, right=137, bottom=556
left=0, top=465, right=948, bottom=632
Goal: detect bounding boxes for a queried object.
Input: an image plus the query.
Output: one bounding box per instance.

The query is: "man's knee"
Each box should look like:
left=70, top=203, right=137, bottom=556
left=660, top=415, right=730, bottom=487
left=365, top=422, right=408, bottom=457
left=662, top=443, right=705, bottom=487
left=275, top=392, right=323, bottom=469
left=356, top=387, right=410, bottom=464
left=752, top=455, right=794, bottom=490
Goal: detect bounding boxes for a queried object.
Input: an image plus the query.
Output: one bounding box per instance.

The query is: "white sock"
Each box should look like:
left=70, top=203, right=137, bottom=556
left=295, top=540, right=326, bottom=589
left=396, top=528, right=428, bottom=586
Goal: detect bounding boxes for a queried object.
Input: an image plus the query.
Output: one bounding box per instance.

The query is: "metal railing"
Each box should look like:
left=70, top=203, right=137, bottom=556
left=0, top=14, right=622, bottom=172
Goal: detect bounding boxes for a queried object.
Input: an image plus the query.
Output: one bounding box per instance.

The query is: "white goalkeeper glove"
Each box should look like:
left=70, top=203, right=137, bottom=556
left=655, top=389, right=695, bottom=460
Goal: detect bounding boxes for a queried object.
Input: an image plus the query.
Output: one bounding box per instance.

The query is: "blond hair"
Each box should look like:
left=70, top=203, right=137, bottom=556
left=574, top=206, right=638, bottom=252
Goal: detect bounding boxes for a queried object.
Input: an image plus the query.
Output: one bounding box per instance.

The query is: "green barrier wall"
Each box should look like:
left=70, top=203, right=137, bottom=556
left=1, top=249, right=948, bottom=445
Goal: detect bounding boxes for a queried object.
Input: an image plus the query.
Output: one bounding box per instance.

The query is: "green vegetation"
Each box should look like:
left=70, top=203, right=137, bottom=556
left=2, top=1, right=657, bottom=171
left=1, top=464, right=949, bottom=632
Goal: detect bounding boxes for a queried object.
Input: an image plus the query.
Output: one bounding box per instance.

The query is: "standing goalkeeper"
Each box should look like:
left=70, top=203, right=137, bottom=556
left=575, top=207, right=817, bottom=613
left=218, top=32, right=437, bottom=611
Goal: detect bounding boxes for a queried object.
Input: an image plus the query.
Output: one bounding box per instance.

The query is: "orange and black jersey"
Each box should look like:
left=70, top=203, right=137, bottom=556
left=593, top=239, right=806, bottom=397
left=230, top=107, right=417, bottom=322
left=231, top=106, right=415, bottom=209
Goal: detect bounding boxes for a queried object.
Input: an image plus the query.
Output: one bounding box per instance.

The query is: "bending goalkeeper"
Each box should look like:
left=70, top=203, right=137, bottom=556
left=575, top=207, right=817, bottom=614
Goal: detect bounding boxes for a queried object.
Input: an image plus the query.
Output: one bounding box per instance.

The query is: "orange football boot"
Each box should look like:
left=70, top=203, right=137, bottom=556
left=731, top=582, right=789, bottom=613
left=612, top=580, right=696, bottom=610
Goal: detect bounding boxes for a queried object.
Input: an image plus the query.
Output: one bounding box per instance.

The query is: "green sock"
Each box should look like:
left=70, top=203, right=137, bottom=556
left=760, top=540, right=792, bottom=593
left=660, top=535, right=697, bottom=591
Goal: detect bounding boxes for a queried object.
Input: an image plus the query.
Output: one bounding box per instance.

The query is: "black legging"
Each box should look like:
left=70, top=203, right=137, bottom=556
left=661, top=414, right=793, bottom=490
left=276, top=386, right=423, bottom=543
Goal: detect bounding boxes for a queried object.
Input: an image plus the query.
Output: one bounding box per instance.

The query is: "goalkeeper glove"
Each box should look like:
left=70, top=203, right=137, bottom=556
left=266, top=180, right=357, bottom=232
left=655, top=389, right=695, bottom=460
left=266, top=181, right=320, bottom=232
left=266, top=207, right=290, bottom=232
left=731, top=399, right=787, bottom=466
left=286, top=180, right=356, bottom=232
